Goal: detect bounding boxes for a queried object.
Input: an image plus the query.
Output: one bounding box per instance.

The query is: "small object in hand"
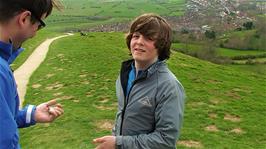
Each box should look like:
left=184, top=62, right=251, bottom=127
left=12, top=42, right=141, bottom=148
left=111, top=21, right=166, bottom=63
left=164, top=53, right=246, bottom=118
left=48, top=106, right=55, bottom=113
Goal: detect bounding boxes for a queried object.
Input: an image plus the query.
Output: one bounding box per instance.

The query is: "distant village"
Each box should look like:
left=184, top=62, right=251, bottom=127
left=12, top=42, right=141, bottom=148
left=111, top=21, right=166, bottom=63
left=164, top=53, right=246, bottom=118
left=80, top=0, right=265, bottom=36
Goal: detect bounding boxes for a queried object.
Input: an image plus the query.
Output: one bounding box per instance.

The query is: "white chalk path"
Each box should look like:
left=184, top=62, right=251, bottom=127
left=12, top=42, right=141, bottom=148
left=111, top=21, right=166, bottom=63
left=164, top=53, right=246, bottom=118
left=14, top=33, right=73, bottom=108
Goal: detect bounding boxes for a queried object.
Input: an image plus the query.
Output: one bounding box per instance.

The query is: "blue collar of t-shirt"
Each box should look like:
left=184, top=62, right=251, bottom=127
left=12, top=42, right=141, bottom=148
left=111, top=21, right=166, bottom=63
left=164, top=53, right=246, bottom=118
left=126, top=62, right=144, bottom=96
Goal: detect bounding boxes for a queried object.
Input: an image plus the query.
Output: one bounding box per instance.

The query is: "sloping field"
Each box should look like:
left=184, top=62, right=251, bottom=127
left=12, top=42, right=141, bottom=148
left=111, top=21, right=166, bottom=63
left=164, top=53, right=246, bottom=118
left=20, top=32, right=266, bottom=149
left=46, top=0, right=185, bottom=31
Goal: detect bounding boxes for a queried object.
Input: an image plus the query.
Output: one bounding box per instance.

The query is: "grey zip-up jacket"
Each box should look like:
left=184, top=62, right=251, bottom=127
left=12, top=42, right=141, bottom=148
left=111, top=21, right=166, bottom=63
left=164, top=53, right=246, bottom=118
left=113, top=60, right=185, bottom=149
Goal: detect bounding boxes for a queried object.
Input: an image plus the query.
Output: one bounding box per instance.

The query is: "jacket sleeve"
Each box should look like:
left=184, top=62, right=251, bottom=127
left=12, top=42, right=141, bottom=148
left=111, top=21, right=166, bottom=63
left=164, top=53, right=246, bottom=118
left=1, top=57, right=37, bottom=149
left=0, top=91, right=18, bottom=148
left=16, top=105, right=37, bottom=128
left=113, top=76, right=123, bottom=136
left=0, top=67, right=36, bottom=128
left=116, top=80, right=185, bottom=149
left=0, top=73, right=18, bottom=148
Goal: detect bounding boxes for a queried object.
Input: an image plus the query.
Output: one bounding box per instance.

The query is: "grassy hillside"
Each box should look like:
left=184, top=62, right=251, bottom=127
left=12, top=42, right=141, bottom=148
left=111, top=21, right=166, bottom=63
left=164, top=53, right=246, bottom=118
left=12, top=0, right=186, bottom=70
left=20, top=32, right=266, bottom=149
left=46, top=0, right=185, bottom=31
left=11, top=30, right=61, bottom=70
left=220, top=30, right=266, bottom=51
left=172, top=42, right=266, bottom=74
left=172, top=43, right=266, bottom=57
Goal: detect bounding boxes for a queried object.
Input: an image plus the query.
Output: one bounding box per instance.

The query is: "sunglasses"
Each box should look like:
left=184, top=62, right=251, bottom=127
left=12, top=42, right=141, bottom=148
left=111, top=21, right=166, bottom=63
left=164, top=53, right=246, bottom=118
left=29, top=11, right=46, bottom=30
left=17, top=2, right=46, bottom=30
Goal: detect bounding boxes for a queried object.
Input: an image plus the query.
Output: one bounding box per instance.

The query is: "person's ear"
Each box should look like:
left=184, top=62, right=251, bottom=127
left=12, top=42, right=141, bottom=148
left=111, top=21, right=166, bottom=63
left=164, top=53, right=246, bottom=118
left=17, top=11, right=31, bottom=27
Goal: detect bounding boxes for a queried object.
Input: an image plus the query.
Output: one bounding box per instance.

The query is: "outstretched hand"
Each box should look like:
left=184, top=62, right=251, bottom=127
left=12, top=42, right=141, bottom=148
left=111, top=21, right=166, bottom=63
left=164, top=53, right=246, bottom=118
left=34, top=99, right=64, bottom=123
left=93, top=136, right=116, bottom=149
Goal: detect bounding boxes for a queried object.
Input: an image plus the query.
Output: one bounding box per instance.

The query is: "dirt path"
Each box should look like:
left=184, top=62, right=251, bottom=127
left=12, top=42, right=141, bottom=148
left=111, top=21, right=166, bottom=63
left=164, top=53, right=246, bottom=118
left=14, top=33, right=73, bottom=108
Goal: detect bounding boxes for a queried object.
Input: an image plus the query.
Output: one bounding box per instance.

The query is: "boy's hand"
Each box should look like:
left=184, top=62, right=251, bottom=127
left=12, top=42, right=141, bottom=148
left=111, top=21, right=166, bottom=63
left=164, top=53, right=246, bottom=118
left=34, top=99, right=64, bottom=123
left=93, top=136, right=116, bottom=149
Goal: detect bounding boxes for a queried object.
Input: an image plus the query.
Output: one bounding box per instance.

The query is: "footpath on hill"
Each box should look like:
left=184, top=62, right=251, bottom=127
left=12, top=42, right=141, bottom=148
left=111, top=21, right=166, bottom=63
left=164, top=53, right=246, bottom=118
left=14, top=33, right=74, bottom=108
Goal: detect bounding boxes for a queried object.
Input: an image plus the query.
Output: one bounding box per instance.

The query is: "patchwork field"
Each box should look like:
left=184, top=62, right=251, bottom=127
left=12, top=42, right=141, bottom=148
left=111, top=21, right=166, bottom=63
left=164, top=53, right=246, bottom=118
left=46, top=0, right=185, bottom=31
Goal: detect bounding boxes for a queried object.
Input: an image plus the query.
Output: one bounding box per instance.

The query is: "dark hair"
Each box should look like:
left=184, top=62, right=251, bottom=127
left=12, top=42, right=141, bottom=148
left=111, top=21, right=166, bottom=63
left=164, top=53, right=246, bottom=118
left=126, top=13, right=172, bottom=61
left=0, top=0, right=63, bottom=23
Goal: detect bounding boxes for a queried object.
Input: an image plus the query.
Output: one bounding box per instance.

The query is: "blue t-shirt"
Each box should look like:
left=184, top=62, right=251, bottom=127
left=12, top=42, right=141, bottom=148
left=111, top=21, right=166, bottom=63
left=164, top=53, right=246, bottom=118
left=126, top=63, right=144, bottom=96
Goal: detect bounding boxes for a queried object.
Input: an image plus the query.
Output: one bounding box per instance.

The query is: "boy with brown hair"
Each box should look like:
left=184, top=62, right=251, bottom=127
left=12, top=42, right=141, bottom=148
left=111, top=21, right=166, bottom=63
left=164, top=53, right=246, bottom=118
left=94, top=13, right=185, bottom=149
left=0, top=0, right=64, bottom=148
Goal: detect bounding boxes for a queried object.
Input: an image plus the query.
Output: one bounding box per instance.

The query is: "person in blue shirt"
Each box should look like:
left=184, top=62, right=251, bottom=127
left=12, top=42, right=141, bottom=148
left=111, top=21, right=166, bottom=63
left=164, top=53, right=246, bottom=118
left=0, top=0, right=64, bottom=148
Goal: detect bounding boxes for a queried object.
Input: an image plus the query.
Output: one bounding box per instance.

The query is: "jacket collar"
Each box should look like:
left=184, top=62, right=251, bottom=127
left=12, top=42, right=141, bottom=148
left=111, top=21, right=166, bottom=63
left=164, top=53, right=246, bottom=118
left=121, top=59, right=166, bottom=78
left=146, top=60, right=165, bottom=77
left=120, top=59, right=166, bottom=98
left=0, top=40, right=24, bottom=64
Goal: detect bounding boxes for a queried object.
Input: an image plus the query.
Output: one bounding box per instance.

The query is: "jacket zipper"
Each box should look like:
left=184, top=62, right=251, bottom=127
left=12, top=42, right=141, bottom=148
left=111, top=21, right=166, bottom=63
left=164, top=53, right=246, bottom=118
left=119, top=79, right=137, bottom=135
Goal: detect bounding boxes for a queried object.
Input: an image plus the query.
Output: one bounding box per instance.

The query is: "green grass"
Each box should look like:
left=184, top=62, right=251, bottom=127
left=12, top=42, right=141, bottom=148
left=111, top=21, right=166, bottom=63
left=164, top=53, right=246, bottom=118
left=228, top=64, right=266, bottom=75
left=55, top=0, right=185, bottom=17
left=46, top=17, right=128, bottom=32
left=44, top=0, right=185, bottom=31
left=11, top=30, right=61, bottom=70
left=172, top=43, right=266, bottom=57
left=20, top=32, right=266, bottom=148
left=233, top=58, right=266, bottom=64
left=220, top=29, right=266, bottom=51
left=217, top=48, right=266, bottom=57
